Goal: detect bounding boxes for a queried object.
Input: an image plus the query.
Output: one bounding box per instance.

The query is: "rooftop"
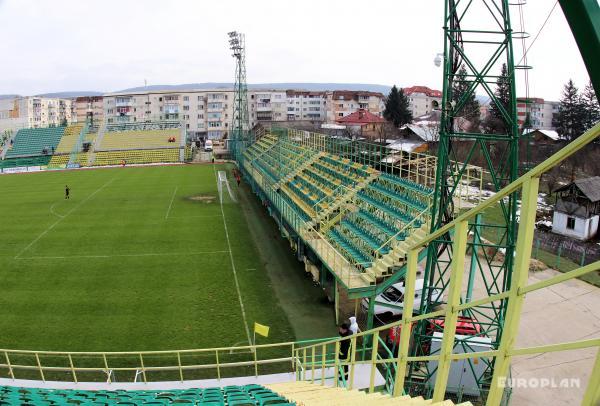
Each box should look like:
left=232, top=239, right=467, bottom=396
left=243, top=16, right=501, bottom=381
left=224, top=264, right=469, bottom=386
left=336, top=109, right=385, bottom=124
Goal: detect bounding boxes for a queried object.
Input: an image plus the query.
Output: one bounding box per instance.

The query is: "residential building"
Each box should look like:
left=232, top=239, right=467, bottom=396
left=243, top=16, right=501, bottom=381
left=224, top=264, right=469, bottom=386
left=336, top=109, right=385, bottom=139
left=0, top=96, right=73, bottom=134
left=103, top=89, right=237, bottom=140
left=517, top=97, right=559, bottom=130
left=286, top=90, right=327, bottom=121
left=403, top=86, right=442, bottom=118
left=552, top=176, right=600, bottom=240
left=249, top=91, right=287, bottom=122
left=325, top=91, right=385, bottom=122
left=74, top=96, right=104, bottom=125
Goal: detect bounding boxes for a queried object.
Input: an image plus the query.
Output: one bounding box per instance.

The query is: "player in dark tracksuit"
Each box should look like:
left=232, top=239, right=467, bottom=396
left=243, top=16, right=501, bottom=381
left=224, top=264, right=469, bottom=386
left=65, top=185, right=70, bottom=199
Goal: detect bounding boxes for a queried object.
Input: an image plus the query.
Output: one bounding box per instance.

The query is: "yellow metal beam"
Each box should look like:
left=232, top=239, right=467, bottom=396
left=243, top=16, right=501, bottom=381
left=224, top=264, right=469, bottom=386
left=486, top=176, right=540, bottom=406
left=432, top=220, right=469, bottom=402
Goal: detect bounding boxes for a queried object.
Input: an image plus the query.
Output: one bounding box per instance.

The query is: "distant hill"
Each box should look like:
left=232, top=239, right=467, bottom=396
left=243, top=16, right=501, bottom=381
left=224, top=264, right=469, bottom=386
left=115, top=82, right=394, bottom=94
left=35, top=91, right=104, bottom=98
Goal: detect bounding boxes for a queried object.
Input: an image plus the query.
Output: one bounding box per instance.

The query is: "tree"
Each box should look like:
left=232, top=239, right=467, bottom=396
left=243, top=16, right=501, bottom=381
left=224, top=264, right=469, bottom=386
left=553, top=79, right=586, bottom=141
left=384, top=85, right=413, bottom=127
left=581, top=80, right=600, bottom=131
left=452, top=65, right=480, bottom=129
left=485, top=63, right=511, bottom=134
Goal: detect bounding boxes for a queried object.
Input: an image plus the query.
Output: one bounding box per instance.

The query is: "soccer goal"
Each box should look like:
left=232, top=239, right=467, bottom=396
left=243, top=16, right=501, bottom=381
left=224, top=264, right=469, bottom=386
left=217, top=170, right=237, bottom=203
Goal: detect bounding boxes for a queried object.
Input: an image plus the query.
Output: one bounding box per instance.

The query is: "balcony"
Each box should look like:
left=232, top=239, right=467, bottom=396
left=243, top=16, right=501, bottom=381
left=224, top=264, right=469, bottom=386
left=256, top=103, right=272, bottom=112
left=115, top=99, right=133, bottom=107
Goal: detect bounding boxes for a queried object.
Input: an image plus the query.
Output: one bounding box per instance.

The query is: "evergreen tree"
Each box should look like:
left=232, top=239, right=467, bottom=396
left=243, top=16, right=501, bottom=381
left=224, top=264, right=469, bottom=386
left=452, top=65, right=480, bottom=125
left=485, top=63, right=511, bottom=134
left=581, top=80, right=600, bottom=131
left=553, top=79, right=586, bottom=141
left=384, top=85, right=413, bottom=127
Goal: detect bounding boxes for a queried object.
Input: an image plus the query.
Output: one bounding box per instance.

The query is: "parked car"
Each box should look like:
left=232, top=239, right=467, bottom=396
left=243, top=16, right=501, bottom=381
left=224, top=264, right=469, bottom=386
left=361, top=279, right=443, bottom=318
left=204, top=139, right=213, bottom=152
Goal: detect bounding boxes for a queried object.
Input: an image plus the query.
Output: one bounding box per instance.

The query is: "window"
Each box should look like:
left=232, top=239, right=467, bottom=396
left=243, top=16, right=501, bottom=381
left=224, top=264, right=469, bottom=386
left=197, top=114, right=204, bottom=119
left=338, top=113, right=343, bottom=117
left=567, top=217, right=576, bottom=230
left=183, top=96, right=189, bottom=101
left=183, top=105, right=189, bottom=111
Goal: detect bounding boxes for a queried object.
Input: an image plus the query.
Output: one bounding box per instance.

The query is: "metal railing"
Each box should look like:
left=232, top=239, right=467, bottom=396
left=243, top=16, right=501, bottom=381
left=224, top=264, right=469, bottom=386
left=0, top=337, right=334, bottom=384
left=294, top=122, right=600, bottom=406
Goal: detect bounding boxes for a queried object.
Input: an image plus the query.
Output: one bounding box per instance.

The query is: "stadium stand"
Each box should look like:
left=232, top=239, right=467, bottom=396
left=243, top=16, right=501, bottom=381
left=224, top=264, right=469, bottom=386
left=92, top=128, right=182, bottom=166
left=93, top=149, right=181, bottom=166
left=0, top=384, right=294, bottom=405
left=5, top=127, right=65, bottom=158
left=241, top=130, right=434, bottom=286
left=99, top=129, right=181, bottom=150
left=0, top=155, right=51, bottom=169
left=48, top=124, right=84, bottom=167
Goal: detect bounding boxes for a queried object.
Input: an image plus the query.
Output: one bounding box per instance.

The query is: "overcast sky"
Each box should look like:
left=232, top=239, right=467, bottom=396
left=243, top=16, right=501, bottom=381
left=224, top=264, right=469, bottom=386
left=0, top=0, right=592, bottom=100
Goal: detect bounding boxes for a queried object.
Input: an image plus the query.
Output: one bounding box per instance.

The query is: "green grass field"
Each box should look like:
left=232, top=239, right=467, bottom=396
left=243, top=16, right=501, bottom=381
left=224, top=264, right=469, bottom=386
left=0, top=164, right=298, bottom=352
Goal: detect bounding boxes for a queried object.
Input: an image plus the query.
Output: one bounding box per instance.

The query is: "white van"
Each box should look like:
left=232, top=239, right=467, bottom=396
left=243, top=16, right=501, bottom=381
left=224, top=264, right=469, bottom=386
left=204, top=139, right=213, bottom=152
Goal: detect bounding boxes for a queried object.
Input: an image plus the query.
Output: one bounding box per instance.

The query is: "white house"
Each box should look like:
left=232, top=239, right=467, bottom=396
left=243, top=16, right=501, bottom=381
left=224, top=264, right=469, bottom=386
left=552, top=177, right=600, bottom=241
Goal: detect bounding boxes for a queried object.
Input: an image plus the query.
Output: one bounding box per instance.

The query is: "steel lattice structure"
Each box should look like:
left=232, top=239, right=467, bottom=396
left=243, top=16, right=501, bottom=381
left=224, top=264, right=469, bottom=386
left=410, top=0, right=521, bottom=395
left=228, top=31, right=250, bottom=162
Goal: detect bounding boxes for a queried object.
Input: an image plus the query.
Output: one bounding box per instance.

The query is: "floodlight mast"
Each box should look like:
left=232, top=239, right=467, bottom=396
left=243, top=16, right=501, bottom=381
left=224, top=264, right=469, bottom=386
left=228, top=31, right=250, bottom=161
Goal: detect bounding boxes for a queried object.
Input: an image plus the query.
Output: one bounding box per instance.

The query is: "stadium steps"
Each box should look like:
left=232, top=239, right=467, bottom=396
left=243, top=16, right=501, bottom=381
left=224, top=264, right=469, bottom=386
left=300, top=230, right=368, bottom=289
left=266, top=381, right=473, bottom=406
left=48, top=124, right=83, bottom=168
left=274, top=151, right=325, bottom=189
left=5, top=127, right=65, bottom=158
left=315, top=171, right=379, bottom=224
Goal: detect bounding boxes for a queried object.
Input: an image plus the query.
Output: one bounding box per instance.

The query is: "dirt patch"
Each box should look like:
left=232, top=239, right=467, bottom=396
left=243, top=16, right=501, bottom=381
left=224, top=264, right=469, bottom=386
left=187, top=194, right=216, bottom=204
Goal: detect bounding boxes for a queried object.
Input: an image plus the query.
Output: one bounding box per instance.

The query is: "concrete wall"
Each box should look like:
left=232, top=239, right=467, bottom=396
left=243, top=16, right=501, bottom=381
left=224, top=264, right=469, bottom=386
left=552, top=211, right=599, bottom=240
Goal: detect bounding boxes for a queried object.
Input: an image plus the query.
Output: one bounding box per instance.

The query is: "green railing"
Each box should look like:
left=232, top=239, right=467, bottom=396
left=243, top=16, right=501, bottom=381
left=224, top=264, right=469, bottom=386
left=294, top=122, right=600, bottom=406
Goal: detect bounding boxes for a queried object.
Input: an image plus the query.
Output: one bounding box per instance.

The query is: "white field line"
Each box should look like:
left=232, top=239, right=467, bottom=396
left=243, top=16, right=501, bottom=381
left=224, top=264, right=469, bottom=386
left=213, top=164, right=252, bottom=346
left=165, top=185, right=179, bottom=219
left=49, top=202, right=65, bottom=219
left=14, top=177, right=116, bottom=259
left=16, top=250, right=230, bottom=260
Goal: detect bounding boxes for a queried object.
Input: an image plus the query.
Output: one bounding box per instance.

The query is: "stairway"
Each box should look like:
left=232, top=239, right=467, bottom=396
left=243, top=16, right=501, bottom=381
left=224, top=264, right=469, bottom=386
left=361, top=222, right=430, bottom=285
left=274, top=151, right=325, bottom=189
left=266, top=381, right=473, bottom=406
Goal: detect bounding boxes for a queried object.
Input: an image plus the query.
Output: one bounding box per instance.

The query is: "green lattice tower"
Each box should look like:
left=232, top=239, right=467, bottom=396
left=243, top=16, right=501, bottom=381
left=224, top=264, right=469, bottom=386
left=229, top=31, right=250, bottom=162
left=409, top=0, right=521, bottom=395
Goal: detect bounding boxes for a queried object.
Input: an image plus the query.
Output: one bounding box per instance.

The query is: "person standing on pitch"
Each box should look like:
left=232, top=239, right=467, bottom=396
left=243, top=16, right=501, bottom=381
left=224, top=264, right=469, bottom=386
left=65, top=185, right=70, bottom=200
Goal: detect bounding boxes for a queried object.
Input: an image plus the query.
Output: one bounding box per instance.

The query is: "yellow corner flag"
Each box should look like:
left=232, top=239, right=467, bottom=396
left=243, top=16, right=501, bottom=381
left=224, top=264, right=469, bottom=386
left=254, top=322, right=270, bottom=338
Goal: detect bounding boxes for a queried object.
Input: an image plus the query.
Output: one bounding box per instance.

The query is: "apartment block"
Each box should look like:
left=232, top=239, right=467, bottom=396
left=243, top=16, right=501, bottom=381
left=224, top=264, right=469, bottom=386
left=250, top=91, right=287, bottom=122
left=517, top=97, right=559, bottom=130
left=325, top=91, right=385, bottom=122
left=0, top=96, right=73, bottom=134
left=403, top=86, right=442, bottom=118
left=286, top=91, right=327, bottom=121
left=103, top=89, right=238, bottom=140
left=75, top=96, right=104, bottom=124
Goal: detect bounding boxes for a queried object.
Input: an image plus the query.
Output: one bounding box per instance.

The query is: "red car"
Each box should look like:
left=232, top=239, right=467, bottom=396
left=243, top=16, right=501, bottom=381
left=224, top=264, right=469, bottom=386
left=384, top=316, right=482, bottom=355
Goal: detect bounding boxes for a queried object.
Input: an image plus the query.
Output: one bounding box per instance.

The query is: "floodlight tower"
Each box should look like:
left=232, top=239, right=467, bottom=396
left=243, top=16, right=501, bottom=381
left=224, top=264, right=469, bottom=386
left=228, top=31, right=250, bottom=162
left=410, top=0, right=522, bottom=396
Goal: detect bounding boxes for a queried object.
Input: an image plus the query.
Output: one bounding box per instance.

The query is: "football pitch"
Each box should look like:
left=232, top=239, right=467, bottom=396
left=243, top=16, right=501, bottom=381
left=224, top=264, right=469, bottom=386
left=0, top=164, right=297, bottom=352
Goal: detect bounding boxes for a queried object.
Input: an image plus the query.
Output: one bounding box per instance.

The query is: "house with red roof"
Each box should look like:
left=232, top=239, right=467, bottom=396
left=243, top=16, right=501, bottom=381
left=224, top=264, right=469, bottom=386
left=336, top=109, right=386, bottom=139
left=403, top=86, right=442, bottom=118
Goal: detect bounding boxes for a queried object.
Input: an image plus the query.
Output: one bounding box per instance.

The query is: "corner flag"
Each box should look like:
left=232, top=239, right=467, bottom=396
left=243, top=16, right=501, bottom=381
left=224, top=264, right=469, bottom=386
left=254, top=322, right=270, bottom=338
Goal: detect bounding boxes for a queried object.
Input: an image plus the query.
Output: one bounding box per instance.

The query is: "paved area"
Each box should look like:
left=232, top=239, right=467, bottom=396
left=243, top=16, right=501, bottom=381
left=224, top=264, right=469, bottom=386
left=511, top=268, right=600, bottom=405
left=466, top=259, right=599, bottom=405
